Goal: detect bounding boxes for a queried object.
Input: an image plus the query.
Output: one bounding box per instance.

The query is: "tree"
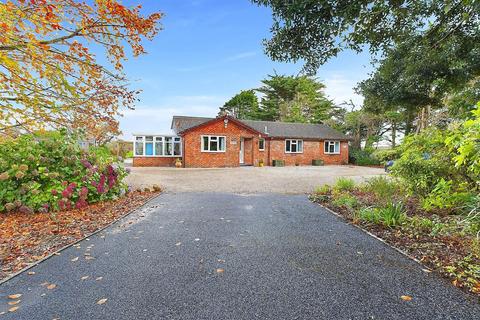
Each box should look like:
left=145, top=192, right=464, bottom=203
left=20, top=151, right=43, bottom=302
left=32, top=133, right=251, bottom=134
left=256, top=75, right=334, bottom=123
left=357, top=31, right=480, bottom=133
left=0, top=0, right=162, bottom=139
left=252, top=0, right=480, bottom=73
left=218, top=90, right=260, bottom=119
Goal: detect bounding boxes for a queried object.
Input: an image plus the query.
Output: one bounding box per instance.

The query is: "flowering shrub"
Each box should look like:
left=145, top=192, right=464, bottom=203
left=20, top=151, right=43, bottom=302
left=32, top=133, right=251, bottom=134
left=0, top=130, right=128, bottom=213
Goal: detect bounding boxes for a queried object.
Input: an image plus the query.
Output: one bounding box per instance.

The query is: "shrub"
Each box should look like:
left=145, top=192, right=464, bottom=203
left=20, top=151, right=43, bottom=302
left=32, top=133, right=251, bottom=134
left=422, top=179, right=476, bottom=212
left=0, top=130, right=128, bottom=213
left=333, top=177, right=355, bottom=192
left=372, top=148, right=401, bottom=163
left=364, top=176, right=402, bottom=202
left=357, top=202, right=405, bottom=227
left=314, top=184, right=331, bottom=194
left=349, top=148, right=380, bottom=166
left=332, top=193, right=358, bottom=209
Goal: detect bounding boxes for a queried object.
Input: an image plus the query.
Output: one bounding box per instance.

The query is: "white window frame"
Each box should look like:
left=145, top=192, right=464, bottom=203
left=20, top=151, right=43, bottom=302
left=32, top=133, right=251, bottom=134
left=133, top=135, right=182, bottom=157
left=201, top=135, right=226, bottom=153
left=324, top=140, right=340, bottom=154
left=285, top=139, right=303, bottom=154
left=259, top=138, right=265, bottom=151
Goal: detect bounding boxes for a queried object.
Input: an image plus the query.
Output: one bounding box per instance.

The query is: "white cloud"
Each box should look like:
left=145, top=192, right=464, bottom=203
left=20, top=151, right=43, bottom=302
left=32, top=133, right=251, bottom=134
left=119, top=95, right=226, bottom=140
left=225, top=51, right=257, bottom=62
left=322, top=73, right=365, bottom=109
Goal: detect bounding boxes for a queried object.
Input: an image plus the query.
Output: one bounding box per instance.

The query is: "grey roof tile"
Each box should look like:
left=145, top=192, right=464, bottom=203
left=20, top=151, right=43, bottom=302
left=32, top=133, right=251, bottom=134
left=172, top=116, right=350, bottom=140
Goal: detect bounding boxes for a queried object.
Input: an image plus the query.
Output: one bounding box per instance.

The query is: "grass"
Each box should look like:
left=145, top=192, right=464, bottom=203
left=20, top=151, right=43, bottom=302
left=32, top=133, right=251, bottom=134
left=333, top=177, right=355, bottom=192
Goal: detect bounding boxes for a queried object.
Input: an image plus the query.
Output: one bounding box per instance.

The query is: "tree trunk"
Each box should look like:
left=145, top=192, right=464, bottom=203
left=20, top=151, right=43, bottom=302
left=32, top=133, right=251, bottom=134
left=391, top=122, right=397, bottom=148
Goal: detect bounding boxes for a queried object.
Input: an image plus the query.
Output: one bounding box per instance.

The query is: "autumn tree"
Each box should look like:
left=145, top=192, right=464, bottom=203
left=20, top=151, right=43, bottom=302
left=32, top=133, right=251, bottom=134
left=0, top=0, right=162, bottom=140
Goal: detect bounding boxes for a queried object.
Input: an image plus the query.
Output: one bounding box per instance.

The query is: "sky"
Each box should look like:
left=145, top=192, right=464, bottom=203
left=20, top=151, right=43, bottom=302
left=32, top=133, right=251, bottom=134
left=119, top=0, right=374, bottom=140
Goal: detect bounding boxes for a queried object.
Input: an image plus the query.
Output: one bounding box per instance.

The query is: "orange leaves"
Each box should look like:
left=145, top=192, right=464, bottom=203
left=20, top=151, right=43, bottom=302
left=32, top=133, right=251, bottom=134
left=0, top=0, right=162, bottom=138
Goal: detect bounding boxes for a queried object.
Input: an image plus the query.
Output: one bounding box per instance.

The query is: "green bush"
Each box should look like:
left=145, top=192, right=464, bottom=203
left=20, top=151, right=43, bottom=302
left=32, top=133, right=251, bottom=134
left=314, top=184, right=331, bottom=194
left=372, top=148, right=401, bottom=163
left=357, top=203, right=405, bottom=227
left=349, top=148, right=380, bottom=166
left=422, top=179, right=476, bottom=211
left=0, top=130, right=128, bottom=213
left=364, top=176, right=402, bottom=202
left=332, top=193, right=358, bottom=209
left=333, top=177, right=355, bottom=192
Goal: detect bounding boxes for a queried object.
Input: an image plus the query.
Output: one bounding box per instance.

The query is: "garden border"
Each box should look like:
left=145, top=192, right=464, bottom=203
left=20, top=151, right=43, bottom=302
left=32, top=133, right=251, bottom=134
left=0, top=192, right=162, bottom=285
left=316, top=202, right=432, bottom=271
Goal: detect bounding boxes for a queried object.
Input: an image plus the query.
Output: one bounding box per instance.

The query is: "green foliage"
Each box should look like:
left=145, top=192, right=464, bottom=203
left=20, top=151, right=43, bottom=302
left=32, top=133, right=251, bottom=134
left=390, top=128, right=453, bottom=196
left=349, top=148, right=380, bottom=166
left=445, top=255, right=480, bottom=293
left=256, top=74, right=334, bottom=123
left=372, top=149, right=401, bottom=162
left=125, top=150, right=133, bottom=158
left=219, top=90, right=260, bottom=120
left=332, top=193, right=358, bottom=209
left=422, top=179, right=476, bottom=212
left=364, top=176, right=401, bottom=202
left=314, top=184, right=331, bottom=194
left=333, top=177, right=355, bottom=192
left=358, top=203, right=406, bottom=228
left=0, top=131, right=128, bottom=213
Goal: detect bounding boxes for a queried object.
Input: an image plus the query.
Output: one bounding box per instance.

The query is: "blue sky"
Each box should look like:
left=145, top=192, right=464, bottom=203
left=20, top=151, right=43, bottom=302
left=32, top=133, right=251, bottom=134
left=119, top=0, right=373, bottom=139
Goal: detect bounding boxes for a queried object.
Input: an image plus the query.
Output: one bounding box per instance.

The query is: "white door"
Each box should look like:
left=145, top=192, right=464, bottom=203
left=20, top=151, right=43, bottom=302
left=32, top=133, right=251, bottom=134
left=239, top=138, right=244, bottom=164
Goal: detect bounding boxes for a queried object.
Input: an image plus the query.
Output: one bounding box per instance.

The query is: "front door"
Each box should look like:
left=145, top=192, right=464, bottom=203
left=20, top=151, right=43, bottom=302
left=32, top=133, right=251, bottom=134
left=239, top=138, right=244, bottom=164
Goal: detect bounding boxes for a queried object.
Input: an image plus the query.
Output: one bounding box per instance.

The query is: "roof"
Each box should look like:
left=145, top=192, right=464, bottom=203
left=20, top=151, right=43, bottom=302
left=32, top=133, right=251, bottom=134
left=171, top=115, right=350, bottom=140
left=171, top=116, right=213, bottom=134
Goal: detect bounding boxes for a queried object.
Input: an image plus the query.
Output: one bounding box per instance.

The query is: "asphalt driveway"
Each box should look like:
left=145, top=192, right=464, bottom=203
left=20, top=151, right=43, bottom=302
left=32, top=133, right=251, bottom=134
left=1, top=193, right=478, bottom=319
left=126, top=165, right=385, bottom=193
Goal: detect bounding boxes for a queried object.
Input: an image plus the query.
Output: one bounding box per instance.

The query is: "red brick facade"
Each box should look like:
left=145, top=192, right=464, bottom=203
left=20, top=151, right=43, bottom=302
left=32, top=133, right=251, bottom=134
left=133, top=157, right=177, bottom=167
left=182, top=118, right=263, bottom=168
left=133, top=117, right=349, bottom=167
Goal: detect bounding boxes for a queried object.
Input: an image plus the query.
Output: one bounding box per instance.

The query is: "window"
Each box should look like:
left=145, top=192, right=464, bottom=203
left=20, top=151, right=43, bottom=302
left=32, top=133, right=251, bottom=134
left=202, top=135, right=226, bottom=152
left=324, top=141, right=340, bottom=154
left=285, top=139, right=303, bottom=153
left=259, top=138, right=265, bottom=151
left=135, top=137, right=144, bottom=156
left=133, top=135, right=181, bottom=156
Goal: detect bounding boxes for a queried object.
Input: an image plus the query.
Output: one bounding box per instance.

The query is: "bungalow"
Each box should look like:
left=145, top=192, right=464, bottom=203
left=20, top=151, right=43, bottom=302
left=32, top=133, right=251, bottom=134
left=133, top=115, right=350, bottom=167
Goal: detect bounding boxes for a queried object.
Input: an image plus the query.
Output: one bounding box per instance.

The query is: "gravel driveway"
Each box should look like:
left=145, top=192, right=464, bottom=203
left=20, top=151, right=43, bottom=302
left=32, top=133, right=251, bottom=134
left=126, top=165, right=385, bottom=193
left=1, top=193, right=478, bottom=319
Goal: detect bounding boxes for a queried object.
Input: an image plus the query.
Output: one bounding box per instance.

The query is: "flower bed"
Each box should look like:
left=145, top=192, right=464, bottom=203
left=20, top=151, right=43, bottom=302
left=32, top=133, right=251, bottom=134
left=0, top=190, right=159, bottom=281
left=310, top=177, right=480, bottom=298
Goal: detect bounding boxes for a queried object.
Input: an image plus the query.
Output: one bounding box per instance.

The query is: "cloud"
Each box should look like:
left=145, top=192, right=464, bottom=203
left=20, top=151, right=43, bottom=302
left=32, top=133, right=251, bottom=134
left=322, top=73, right=364, bottom=108
left=119, top=95, right=226, bottom=140
left=225, top=51, right=257, bottom=62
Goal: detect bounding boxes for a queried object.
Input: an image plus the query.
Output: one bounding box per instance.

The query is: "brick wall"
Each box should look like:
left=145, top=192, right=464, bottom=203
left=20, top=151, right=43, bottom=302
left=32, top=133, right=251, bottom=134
left=133, top=157, right=178, bottom=167
left=182, top=118, right=262, bottom=168
left=268, top=139, right=348, bottom=166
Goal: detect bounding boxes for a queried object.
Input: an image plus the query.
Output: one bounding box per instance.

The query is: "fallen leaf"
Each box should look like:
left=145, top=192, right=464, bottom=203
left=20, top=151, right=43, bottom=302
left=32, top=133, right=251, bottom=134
left=47, top=284, right=56, bottom=290
left=8, top=306, right=19, bottom=312
left=217, top=259, right=225, bottom=263
left=0, top=311, right=5, bottom=315
left=142, top=249, right=147, bottom=252
left=28, top=271, right=36, bottom=275
left=95, top=277, right=103, bottom=281
left=71, top=257, right=79, bottom=262
left=8, top=294, right=22, bottom=299
left=85, top=256, right=95, bottom=260
left=422, top=268, right=432, bottom=273
left=40, top=293, right=46, bottom=297
left=8, top=300, right=21, bottom=305
left=216, top=268, right=225, bottom=273
left=401, top=295, right=412, bottom=301
left=175, top=242, right=182, bottom=246
left=81, top=276, right=89, bottom=280
left=40, top=282, right=49, bottom=286
left=194, top=238, right=200, bottom=241
left=53, top=252, right=61, bottom=256
left=96, top=298, right=108, bottom=305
